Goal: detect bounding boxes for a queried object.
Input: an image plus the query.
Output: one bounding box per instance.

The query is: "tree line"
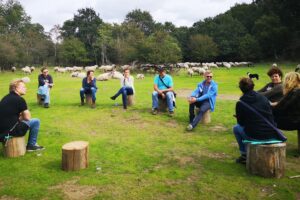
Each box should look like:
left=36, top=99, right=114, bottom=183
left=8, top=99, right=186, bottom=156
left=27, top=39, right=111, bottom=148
left=0, top=0, right=299, bottom=69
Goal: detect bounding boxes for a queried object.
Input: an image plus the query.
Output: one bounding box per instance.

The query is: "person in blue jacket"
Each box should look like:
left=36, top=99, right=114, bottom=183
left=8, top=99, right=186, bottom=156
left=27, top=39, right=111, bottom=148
left=38, top=67, right=53, bottom=108
left=187, top=70, right=218, bottom=131
left=80, top=70, right=97, bottom=108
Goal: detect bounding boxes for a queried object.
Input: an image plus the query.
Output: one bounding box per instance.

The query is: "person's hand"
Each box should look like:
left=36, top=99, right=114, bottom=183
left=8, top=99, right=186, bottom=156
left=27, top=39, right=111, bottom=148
left=188, top=97, right=197, bottom=104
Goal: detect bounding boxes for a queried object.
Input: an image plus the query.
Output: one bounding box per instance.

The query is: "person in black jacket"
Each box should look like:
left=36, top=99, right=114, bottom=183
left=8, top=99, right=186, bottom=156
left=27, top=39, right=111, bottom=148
left=257, top=66, right=283, bottom=102
left=272, top=72, right=300, bottom=130
left=233, top=77, right=286, bottom=164
left=37, top=67, right=53, bottom=108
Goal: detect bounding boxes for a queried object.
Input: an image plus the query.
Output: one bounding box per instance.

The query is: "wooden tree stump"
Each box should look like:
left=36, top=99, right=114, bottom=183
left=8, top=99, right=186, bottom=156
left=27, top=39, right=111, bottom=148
left=158, top=98, right=168, bottom=112
left=3, top=136, right=26, bottom=158
left=85, top=94, right=93, bottom=106
left=195, top=108, right=211, bottom=124
left=246, top=143, right=286, bottom=178
left=62, top=141, right=89, bottom=171
left=127, top=95, right=134, bottom=106
left=37, top=94, right=43, bottom=105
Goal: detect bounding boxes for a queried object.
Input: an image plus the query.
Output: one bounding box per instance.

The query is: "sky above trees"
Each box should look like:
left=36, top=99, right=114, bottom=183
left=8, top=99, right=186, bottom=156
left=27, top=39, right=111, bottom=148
left=18, top=0, right=252, bottom=31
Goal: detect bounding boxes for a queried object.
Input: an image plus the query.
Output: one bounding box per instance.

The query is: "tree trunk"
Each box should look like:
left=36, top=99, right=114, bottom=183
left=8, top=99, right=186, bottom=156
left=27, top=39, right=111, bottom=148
left=246, top=143, right=286, bottom=178
left=3, top=136, right=26, bottom=158
left=62, top=141, right=89, bottom=171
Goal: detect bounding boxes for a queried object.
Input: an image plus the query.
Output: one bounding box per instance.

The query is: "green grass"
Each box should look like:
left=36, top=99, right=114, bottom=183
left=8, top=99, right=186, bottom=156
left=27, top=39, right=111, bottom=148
left=0, top=64, right=299, bottom=200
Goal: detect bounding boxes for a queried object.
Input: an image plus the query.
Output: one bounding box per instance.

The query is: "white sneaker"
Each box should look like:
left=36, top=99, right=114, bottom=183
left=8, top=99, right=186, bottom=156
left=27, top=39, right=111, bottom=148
left=186, top=124, right=193, bottom=131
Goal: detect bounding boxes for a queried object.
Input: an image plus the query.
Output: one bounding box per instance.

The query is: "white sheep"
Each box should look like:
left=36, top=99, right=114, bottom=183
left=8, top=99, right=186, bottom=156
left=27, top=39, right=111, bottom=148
left=96, top=72, right=113, bottom=81
left=11, top=66, right=16, bottom=72
left=136, top=74, right=145, bottom=79
left=111, top=71, right=123, bottom=79
left=223, top=62, right=231, bottom=69
left=99, top=65, right=115, bottom=72
left=30, top=66, right=35, bottom=72
left=187, top=69, right=194, bottom=77
left=21, top=66, right=31, bottom=74
left=272, top=63, right=277, bottom=67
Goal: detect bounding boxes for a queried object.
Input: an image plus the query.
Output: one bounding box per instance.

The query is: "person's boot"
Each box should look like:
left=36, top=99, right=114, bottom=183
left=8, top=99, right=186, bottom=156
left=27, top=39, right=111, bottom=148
left=91, top=101, right=96, bottom=109
left=80, top=99, right=84, bottom=106
left=110, top=96, right=116, bottom=100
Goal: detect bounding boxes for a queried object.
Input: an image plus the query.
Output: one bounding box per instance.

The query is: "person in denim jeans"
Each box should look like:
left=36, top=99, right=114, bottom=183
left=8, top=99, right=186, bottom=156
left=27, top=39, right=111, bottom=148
left=80, top=70, right=97, bottom=108
left=152, top=66, right=175, bottom=116
left=38, top=67, right=53, bottom=108
left=0, top=79, right=44, bottom=151
left=110, top=69, right=135, bottom=109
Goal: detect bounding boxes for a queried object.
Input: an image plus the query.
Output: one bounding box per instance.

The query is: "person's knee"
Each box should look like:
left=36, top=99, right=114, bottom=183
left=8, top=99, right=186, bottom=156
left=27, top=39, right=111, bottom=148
left=30, top=118, right=40, bottom=128
left=91, top=87, right=97, bottom=93
left=80, top=88, right=85, bottom=93
left=152, top=91, right=158, bottom=97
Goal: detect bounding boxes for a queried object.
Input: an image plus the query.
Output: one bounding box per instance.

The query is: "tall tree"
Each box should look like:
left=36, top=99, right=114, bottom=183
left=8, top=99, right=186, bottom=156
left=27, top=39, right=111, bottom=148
left=124, top=9, right=155, bottom=35
left=61, top=8, right=103, bottom=64
left=50, top=24, right=62, bottom=65
left=59, top=37, right=88, bottom=65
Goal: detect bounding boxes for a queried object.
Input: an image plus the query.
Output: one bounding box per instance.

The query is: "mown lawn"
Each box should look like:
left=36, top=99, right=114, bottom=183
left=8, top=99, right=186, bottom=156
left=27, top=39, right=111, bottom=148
left=0, top=63, right=299, bottom=200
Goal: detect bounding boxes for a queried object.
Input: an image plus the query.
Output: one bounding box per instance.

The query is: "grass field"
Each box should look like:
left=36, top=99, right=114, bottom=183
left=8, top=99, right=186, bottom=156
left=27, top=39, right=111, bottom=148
left=0, top=63, right=299, bottom=200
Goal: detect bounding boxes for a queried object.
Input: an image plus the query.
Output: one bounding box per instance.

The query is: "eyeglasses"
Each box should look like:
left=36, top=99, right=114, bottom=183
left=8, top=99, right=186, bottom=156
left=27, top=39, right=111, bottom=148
left=206, top=76, right=213, bottom=78
left=43, top=71, right=48, bottom=73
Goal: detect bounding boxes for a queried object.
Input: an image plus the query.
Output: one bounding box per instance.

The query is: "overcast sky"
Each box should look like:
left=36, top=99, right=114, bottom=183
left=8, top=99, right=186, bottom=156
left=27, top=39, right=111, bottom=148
left=18, top=0, right=252, bottom=32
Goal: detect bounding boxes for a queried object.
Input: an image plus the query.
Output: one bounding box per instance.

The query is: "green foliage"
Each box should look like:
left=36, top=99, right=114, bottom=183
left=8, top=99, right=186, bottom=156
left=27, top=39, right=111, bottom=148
left=124, top=9, right=155, bottom=35
left=59, top=37, right=88, bottom=65
left=238, top=34, right=261, bottom=61
left=188, top=34, right=218, bottom=62
left=142, top=31, right=182, bottom=63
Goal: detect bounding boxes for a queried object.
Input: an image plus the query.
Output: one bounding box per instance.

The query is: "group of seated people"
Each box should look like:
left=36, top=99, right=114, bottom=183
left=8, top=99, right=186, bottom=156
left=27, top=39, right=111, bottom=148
left=0, top=66, right=299, bottom=160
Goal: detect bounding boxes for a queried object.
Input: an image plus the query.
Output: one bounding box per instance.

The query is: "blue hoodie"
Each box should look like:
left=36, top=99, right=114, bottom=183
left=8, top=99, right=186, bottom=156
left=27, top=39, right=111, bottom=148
left=191, top=80, right=218, bottom=111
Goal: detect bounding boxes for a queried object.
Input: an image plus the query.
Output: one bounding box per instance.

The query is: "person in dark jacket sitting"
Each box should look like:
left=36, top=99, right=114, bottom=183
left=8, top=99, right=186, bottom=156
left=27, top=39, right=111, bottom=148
left=38, top=67, right=53, bottom=108
left=80, top=70, right=97, bottom=108
left=233, top=77, right=286, bottom=164
left=257, top=66, right=283, bottom=102
left=272, top=72, right=300, bottom=130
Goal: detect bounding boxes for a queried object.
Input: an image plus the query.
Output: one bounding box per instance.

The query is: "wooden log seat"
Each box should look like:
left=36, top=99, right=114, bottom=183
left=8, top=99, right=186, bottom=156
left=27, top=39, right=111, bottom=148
left=3, top=136, right=26, bottom=158
left=62, top=141, right=89, bottom=171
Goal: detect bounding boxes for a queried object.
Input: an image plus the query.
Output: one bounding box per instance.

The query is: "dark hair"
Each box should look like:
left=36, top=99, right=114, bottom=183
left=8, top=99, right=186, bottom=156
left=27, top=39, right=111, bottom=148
left=86, top=70, right=94, bottom=77
left=267, top=67, right=283, bottom=77
left=41, top=67, right=47, bottom=72
left=239, top=77, right=254, bottom=93
left=123, top=68, right=130, bottom=73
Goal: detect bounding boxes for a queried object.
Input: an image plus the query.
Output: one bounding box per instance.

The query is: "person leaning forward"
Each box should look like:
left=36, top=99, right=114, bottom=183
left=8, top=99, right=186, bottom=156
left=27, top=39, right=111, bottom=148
left=152, top=66, right=175, bottom=116
left=186, top=70, right=218, bottom=131
left=0, top=79, right=45, bottom=151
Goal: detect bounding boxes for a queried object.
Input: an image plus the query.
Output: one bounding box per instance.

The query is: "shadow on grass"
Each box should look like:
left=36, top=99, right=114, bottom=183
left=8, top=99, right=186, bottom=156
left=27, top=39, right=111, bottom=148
left=42, top=159, right=62, bottom=171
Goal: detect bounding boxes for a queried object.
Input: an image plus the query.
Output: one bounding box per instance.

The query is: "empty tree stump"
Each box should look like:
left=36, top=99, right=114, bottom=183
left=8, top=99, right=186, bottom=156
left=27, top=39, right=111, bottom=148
left=158, top=98, right=168, bottom=112
left=62, top=141, right=89, bottom=171
left=195, top=108, right=211, bottom=124
left=3, top=136, right=26, bottom=158
left=127, top=95, right=134, bottom=106
left=246, top=143, right=286, bottom=178
left=85, top=94, right=93, bottom=106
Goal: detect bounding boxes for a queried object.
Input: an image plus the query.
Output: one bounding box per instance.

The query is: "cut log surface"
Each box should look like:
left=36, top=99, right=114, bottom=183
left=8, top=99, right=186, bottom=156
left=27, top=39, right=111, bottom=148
left=3, top=136, right=26, bottom=157
left=158, top=99, right=168, bottom=112
left=127, top=95, right=134, bottom=106
left=62, top=141, right=89, bottom=171
left=247, top=143, right=286, bottom=178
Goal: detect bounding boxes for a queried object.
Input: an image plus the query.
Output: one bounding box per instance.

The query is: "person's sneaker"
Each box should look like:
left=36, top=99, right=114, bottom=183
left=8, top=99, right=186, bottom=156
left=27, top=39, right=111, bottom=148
left=110, top=96, right=116, bottom=100
left=81, top=101, right=84, bottom=106
left=44, top=103, right=49, bottom=108
left=235, top=155, right=247, bottom=164
left=168, top=111, right=174, bottom=117
left=152, top=108, right=158, bottom=115
left=186, top=124, right=193, bottom=131
left=26, top=144, right=45, bottom=152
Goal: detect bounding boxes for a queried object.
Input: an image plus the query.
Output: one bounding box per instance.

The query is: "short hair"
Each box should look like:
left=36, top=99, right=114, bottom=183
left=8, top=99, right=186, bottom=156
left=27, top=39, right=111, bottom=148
left=86, top=70, right=94, bottom=77
left=41, top=67, right=48, bottom=73
left=239, top=77, right=254, bottom=93
left=204, top=70, right=213, bottom=76
left=267, top=67, right=283, bottom=77
left=123, top=68, right=130, bottom=73
left=283, top=72, right=300, bottom=95
left=9, top=79, right=24, bottom=92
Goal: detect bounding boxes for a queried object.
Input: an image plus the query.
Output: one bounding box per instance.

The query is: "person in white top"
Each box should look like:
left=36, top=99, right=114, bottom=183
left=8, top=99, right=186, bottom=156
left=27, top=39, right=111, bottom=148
left=110, top=69, right=135, bottom=109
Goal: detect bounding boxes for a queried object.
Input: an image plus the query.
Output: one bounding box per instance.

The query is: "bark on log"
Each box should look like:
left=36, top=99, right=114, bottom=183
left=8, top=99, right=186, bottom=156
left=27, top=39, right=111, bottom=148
left=3, top=136, right=26, bottom=157
left=85, top=94, right=92, bottom=106
left=37, top=94, right=43, bottom=105
left=298, top=130, right=300, bottom=154
left=62, top=141, right=89, bottom=171
left=201, top=110, right=211, bottom=124
left=127, top=95, right=134, bottom=106
left=158, top=99, right=168, bottom=112
left=246, top=143, right=286, bottom=178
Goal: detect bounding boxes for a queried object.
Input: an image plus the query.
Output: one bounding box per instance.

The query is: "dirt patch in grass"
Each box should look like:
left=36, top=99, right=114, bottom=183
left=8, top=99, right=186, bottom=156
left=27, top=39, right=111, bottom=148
left=176, top=89, right=239, bottom=100
left=0, top=196, right=20, bottom=200
left=296, top=193, right=300, bottom=200
left=209, top=124, right=228, bottom=132
left=49, top=177, right=100, bottom=200
left=207, top=152, right=230, bottom=159
left=176, top=156, right=195, bottom=166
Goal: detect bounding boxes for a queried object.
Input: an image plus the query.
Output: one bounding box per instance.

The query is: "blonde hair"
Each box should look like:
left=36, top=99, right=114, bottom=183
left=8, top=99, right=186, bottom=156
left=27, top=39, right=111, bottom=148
left=9, top=79, right=24, bottom=92
left=204, top=70, right=213, bottom=76
left=283, top=72, right=300, bottom=95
